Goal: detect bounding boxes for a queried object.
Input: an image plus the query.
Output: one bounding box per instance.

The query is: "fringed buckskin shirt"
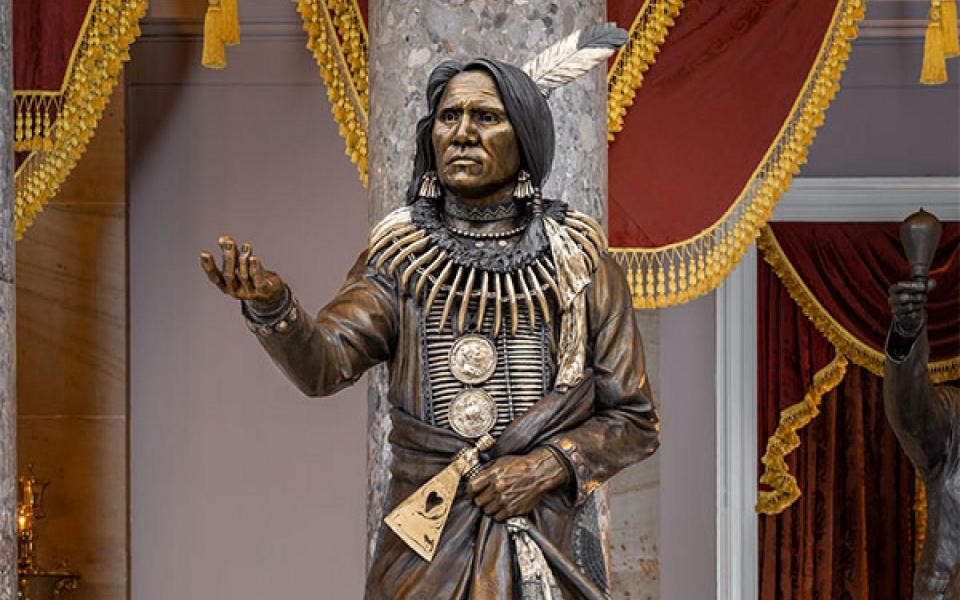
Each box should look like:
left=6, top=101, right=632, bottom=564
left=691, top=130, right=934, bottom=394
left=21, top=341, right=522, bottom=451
left=244, top=201, right=660, bottom=599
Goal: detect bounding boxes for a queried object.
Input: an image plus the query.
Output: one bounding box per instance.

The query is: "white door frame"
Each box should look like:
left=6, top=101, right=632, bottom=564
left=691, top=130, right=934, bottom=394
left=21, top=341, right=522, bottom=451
left=715, top=176, right=960, bottom=600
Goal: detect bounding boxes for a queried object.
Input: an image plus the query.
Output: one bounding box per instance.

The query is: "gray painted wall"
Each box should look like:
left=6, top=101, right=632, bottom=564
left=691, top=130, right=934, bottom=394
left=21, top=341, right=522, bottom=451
left=657, top=295, right=717, bottom=600
left=128, top=15, right=369, bottom=600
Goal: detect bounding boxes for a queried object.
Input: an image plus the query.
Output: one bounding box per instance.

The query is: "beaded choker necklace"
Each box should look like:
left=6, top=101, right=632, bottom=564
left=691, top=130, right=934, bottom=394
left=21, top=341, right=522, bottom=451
left=445, top=218, right=529, bottom=240
left=443, top=197, right=521, bottom=222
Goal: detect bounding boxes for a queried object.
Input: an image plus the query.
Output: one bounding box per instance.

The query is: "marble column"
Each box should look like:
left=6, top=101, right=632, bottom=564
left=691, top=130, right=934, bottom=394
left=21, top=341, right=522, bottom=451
left=366, top=0, right=607, bottom=567
left=0, top=0, right=15, bottom=597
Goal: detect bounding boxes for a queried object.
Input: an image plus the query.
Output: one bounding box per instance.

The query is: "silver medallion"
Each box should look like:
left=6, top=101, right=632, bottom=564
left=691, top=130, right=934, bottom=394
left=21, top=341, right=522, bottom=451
left=448, top=389, right=498, bottom=438
left=448, top=334, right=497, bottom=385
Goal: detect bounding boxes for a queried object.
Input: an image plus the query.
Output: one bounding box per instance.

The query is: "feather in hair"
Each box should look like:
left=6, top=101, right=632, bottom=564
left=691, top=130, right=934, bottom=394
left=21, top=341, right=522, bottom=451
left=522, top=23, right=628, bottom=96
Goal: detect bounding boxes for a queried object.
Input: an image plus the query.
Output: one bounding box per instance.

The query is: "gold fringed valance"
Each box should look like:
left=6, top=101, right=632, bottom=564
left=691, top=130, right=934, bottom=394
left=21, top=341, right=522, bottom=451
left=293, top=0, right=685, bottom=187
left=294, top=0, right=369, bottom=186
left=610, top=0, right=866, bottom=310
left=606, top=0, right=685, bottom=142
left=15, top=0, right=148, bottom=240
left=14, top=92, right=62, bottom=153
left=756, top=352, right=849, bottom=515
left=757, top=226, right=960, bottom=383
left=755, top=222, right=960, bottom=562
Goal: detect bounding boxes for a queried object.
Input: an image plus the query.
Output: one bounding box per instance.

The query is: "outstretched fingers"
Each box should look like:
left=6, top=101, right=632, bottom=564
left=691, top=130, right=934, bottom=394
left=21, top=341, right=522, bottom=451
left=199, top=252, right=228, bottom=292
left=219, top=235, right=238, bottom=294
left=249, top=255, right=274, bottom=297
left=238, top=243, right=253, bottom=294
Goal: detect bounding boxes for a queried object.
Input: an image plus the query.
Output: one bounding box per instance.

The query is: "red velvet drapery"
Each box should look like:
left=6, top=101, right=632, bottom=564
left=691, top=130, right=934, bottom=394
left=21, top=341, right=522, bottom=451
left=758, top=258, right=916, bottom=599
left=769, top=222, right=960, bottom=368
left=757, top=222, right=960, bottom=598
left=609, top=0, right=841, bottom=248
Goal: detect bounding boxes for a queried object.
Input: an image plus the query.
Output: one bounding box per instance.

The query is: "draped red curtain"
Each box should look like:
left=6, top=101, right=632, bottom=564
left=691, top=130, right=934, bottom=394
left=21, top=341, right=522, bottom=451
left=13, top=0, right=91, bottom=171
left=758, top=258, right=916, bottom=599
left=609, top=0, right=841, bottom=248
left=770, top=222, right=960, bottom=365
left=13, top=0, right=147, bottom=238
left=757, top=221, right=960, bottom=598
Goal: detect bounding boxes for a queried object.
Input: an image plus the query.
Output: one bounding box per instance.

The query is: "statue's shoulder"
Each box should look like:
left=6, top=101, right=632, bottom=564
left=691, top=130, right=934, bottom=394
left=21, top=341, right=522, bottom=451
left=560, top=207, right=609, bottom=264
left=368, top=206, right=416, bottom=251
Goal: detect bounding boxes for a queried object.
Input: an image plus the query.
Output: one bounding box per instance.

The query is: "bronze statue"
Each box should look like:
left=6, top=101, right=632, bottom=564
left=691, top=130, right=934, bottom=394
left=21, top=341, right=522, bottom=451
left=884, top=210, right=959, bottom=599
left=200, top=25, right=658, bottom=599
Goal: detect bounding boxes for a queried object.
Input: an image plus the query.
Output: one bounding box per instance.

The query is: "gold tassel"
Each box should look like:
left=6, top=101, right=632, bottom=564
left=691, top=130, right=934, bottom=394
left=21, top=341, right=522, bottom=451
left=915, top=474, right=928, bottom=563
left=921, top=2, right=948, bottom=84
left=220, top=0, right=240, bottom=46
left=202, top=1, right=227, bottom=69
left=943, top=0, right=959, bottom=57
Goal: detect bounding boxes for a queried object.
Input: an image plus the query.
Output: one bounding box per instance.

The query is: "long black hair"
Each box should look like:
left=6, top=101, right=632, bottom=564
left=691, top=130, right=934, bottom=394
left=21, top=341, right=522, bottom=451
left=405, top=58, right=556, bottom=204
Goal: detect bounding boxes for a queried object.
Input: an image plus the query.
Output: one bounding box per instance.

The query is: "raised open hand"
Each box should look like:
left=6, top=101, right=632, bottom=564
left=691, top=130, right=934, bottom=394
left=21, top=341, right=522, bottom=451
left=200, top=235, right=286, bottom=304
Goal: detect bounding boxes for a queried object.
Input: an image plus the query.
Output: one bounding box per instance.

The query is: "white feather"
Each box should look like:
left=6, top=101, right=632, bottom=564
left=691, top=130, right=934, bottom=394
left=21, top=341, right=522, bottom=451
left=522, top=29, right=582, bottom=86
left=521, top=25, right=624, bottom=95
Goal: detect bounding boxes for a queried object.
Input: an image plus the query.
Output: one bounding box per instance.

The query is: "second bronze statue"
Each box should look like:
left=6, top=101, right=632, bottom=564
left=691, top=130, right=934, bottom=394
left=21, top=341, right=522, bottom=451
left=884, top=211, right=959, bottom=600
left=200, top=23, right=658, bottom=600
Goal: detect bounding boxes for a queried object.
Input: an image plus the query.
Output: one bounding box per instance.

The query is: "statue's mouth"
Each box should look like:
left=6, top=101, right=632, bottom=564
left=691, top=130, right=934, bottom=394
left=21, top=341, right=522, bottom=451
left=447, top=154, right=483, bottom=166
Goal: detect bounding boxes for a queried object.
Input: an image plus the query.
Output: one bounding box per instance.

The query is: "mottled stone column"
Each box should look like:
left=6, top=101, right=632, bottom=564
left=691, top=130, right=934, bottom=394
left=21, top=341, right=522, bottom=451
left=0, top=0, right=15, bottom=596
left=366, top=0, right=607, bottom=566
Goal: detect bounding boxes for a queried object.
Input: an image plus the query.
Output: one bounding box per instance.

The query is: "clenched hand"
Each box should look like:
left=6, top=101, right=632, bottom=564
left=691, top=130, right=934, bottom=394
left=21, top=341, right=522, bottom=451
left=200, top=235, right=286, bottom=304
left=888, top=279, right=935, bottom=337
left=467, top=447, right=568, bottom=521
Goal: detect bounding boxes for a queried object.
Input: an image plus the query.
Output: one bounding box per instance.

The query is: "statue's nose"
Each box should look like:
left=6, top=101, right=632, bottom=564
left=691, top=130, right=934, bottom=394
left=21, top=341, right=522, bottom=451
left=452, top=116, right=479, bottom=145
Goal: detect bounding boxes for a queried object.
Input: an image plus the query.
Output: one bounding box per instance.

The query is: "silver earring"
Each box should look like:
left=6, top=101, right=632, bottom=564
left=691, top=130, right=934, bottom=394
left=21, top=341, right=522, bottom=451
left=418, top=171, right=441, bottom=199
left=514, top=170, right=535, bottom=200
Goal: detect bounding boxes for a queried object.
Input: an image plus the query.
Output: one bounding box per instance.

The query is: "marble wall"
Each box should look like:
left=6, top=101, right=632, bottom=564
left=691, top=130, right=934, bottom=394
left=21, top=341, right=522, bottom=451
left=0, top=0, right=15, bottom=595
left=15, top=83, right=128, bottom=599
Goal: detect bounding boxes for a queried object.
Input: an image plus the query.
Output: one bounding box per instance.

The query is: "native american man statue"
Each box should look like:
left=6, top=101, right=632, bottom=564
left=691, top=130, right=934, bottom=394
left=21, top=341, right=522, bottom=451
left=200, top=24, right=659, bottom=599
left=885, top=211, right=959, bottom=600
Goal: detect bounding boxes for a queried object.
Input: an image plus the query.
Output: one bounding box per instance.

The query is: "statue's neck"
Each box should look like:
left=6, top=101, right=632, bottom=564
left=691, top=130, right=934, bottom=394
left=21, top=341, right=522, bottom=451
left=448, top=182, right=516, bottom=209
left=442, top=180, right=527, bottom=235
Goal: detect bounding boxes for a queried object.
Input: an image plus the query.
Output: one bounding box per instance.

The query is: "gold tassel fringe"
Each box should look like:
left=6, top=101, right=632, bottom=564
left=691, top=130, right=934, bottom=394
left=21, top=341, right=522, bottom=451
left=14, top=0, right=148, bottom=239
left=942, top=0, right=960, bottom=57
left=607, top=0, right=686, bottom=142
left=294, top=0, right=369, bottom=186
left=757, top=226, right=960, bottom=383
left=613, top=0, right=866, bottom=310
left=221, top=0, right=241, bottom=46
left=13, top=93, right=62, bottom=152
left=915, top=474, right=928, bottom=563
left=921, top=1, right=948, bottom=85
left=756, top=353, right=849, bottom=515
left=202, top=3, right=227, bottom=69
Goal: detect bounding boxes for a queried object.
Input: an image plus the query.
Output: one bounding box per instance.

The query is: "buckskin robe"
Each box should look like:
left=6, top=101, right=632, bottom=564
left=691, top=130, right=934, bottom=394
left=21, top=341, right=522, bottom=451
left=244, top=204, right=659, bottom=599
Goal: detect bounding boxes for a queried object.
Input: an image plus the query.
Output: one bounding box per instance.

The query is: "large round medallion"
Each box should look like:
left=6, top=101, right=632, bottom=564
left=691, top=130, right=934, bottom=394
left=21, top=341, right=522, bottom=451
left=448, top=334, right=497, bottom=385
left=448, top=389, right=498, bottom=439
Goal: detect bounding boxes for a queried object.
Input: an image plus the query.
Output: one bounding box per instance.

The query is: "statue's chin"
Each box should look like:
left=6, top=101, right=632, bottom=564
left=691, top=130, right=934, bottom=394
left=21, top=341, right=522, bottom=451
left=441, top=177, right=516, bottom=203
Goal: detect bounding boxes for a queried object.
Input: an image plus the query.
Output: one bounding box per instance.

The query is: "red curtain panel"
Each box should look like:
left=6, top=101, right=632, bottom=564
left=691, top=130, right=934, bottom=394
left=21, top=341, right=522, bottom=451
left=758, top=258, right=916, bottom=600
left=758, top=221, right=960, bottom=598
left=608, top=0, right=844, bottom=248
left=769, top=222, right=960, bottom=367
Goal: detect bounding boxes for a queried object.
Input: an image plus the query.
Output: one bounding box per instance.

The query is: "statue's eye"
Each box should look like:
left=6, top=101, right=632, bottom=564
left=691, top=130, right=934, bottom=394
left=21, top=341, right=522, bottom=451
left=440, top=110, right=459, bottom=124
left=478, top=112, right=499, bottom=125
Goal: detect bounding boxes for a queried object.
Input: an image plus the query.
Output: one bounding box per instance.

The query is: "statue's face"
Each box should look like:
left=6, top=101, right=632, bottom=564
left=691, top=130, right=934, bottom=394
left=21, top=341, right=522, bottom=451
left=432, top=70, right=522, bottom=200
